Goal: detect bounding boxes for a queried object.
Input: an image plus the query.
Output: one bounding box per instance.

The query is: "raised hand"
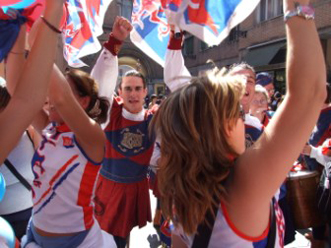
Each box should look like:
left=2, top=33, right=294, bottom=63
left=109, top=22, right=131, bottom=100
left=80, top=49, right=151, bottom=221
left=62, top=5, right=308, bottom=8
left=112, top=16, right=133, bottom=41
left=43, top=0, right=65, bottom=29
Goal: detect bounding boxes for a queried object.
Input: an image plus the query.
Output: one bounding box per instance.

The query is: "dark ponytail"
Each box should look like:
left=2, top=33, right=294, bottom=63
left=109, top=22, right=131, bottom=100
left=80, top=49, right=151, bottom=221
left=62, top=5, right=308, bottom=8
left=86, top=96, right=109, bottom=124
left=65, top=69, right=110, bottom=124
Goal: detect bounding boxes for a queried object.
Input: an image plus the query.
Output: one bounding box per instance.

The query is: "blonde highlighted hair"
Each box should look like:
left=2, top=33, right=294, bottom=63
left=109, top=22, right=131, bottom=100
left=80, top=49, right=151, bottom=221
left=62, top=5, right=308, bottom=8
left=151, top=69, right=244, bottom=234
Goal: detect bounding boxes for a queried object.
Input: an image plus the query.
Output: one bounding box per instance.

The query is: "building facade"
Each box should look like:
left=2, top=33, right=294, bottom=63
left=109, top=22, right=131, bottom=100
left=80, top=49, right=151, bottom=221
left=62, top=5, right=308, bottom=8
left=81, top=0, right=331, bottom=96
left=182, top=0, right=331, bottom=94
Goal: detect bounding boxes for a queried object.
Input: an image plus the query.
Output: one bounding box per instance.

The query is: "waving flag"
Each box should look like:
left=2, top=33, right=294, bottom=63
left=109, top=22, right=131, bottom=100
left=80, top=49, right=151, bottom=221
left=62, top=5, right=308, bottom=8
left=131, top=0, right=260, bottom=66
left=63, top=0, right=113, bottom=67
left=163, top=0, right=260, bottom=45
left=131, top=0, right=170, bottom=66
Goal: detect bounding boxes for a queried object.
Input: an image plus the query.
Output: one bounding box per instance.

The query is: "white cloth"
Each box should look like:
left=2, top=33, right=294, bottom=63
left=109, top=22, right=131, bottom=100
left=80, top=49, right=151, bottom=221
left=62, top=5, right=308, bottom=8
left=149, top=140, right=161, bottom=173
left=245, top=114, right=263, bottom=131
left=310, top=140, right=331, bottom=166
left=32, top=124, right=101, bottom=233
left=164, top=49, right=191, bottom=92
left=90, top=48, right=118, bottom=128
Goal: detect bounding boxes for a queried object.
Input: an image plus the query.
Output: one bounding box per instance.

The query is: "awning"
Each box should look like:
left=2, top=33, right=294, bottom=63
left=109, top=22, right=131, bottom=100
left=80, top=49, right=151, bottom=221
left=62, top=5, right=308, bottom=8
left=244, top=42, right=285, bottom=67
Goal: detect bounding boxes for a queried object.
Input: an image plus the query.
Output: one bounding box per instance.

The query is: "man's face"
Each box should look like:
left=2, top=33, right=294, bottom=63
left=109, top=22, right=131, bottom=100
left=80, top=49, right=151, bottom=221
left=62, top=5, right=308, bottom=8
left=118, top=76, right=147, bottom=114
left=264, top=83, right=275, bottom=99
left=230, top=68, right=256, bottom=111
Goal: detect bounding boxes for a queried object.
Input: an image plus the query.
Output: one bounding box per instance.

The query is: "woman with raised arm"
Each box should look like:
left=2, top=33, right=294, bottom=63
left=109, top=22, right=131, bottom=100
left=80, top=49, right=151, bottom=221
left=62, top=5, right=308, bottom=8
left=151, top=0, right=326, bottom=246
left=0, top=23, right=41, bottom=241
left=21, top=64, right=115, bottom=248
left=0, top=0, right=63, bottom=164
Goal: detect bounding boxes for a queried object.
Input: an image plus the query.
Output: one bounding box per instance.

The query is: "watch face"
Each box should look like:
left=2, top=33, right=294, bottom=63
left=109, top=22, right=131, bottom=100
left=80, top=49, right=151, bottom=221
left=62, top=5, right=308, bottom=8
left=300, top=5, right=315, bottom=18
left=301, top=6, right=314, bottom=15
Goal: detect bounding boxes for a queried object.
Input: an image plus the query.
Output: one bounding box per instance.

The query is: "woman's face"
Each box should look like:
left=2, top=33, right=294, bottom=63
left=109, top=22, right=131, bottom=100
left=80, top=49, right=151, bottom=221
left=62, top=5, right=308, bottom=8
left=250, top=92, right=268, bottom=118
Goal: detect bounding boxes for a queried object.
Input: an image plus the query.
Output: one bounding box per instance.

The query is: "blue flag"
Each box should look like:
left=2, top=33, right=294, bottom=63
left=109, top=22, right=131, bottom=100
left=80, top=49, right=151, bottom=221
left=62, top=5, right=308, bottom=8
left=131, top=0, right=260, bottom=66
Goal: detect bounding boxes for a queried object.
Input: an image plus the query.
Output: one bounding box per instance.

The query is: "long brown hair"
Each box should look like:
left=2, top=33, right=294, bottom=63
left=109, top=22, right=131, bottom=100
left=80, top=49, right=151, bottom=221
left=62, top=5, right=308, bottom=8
left=151, top=69, right=244, bottom=234
left=66, top=69, right=109, bottom=124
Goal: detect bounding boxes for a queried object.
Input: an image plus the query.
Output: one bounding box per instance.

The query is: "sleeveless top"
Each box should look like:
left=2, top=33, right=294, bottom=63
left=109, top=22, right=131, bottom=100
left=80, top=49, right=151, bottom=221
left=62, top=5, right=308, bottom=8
left=0, top=131, right=34, bottom=215
left=174, top=200, right=285, bottom=248
left=31, top=124, right=101, bottom=233
left=101, top=97, right=155, bottom=183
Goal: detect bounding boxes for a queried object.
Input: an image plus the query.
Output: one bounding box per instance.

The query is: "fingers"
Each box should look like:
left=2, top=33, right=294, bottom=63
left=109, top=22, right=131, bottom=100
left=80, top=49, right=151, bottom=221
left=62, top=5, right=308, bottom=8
left=114, top=16, right=120, bottom=24
left=115, top=16, right=133, bottom=32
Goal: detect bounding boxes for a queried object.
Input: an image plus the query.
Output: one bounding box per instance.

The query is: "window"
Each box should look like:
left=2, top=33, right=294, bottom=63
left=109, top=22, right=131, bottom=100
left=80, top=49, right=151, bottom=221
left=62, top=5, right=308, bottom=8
left=200, top=41, right=209, bottom=51
left=118, top=0, right=133, bottom=21
left=228, top=26, right=241, bottom=42
left=257, top=0, right=283, bottom=22
left=183, top=36, right=194, bottom=56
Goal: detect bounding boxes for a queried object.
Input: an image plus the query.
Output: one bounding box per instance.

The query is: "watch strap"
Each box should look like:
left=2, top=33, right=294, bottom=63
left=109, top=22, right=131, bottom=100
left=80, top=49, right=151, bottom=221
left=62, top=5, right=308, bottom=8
left=284, top=3, right=315, bottom=22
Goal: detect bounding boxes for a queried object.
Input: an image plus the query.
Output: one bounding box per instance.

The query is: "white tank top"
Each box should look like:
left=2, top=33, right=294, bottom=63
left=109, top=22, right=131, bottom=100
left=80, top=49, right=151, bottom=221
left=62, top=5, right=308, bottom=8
left=31, top=124, right=101, bottom=233
left=0, top=131, right=34, bottom=215
left=174, top=200, right=285, bottom=248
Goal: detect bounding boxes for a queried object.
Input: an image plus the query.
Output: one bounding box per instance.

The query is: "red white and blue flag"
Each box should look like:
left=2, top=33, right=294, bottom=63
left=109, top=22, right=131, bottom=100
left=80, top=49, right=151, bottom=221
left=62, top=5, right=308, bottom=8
left=131, top=0, right=170, bottom=66
left=131, top=0, right=260, bottom=66
left=0, top=0, right=112, bottom=68
left=63, top=0, right=113, bottom=67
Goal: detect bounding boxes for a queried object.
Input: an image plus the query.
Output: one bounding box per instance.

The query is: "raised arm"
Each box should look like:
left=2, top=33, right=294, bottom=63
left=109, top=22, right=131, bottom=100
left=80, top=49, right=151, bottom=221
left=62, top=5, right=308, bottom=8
left=0, top=0, right=64, bottom=164
left=91, top=16, right=132, bottom=100
left=49, top=65, right=107, bottom=162
left=164, top=27, right=191, bottom=92
left=230, top=0, right=326, bottom=235
left=6, top=21, right=43, bottom=148
left=5, top=23, right=26, bottom=95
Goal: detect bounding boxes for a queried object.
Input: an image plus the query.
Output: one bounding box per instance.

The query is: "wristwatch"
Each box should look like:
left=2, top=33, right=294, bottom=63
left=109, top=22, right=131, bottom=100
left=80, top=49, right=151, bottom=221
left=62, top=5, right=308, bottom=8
left=284, top=3, right=315, bottom=22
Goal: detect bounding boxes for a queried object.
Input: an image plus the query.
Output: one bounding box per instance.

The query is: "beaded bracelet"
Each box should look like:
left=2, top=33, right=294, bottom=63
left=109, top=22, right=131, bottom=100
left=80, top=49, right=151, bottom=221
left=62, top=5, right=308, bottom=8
left=40, top=16, right=62, bottom=34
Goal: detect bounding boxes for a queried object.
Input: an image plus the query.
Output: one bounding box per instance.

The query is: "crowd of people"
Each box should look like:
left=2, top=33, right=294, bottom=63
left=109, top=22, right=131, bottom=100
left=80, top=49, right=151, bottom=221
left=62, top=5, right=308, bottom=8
left=0, top=0, right=330, bottom=247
